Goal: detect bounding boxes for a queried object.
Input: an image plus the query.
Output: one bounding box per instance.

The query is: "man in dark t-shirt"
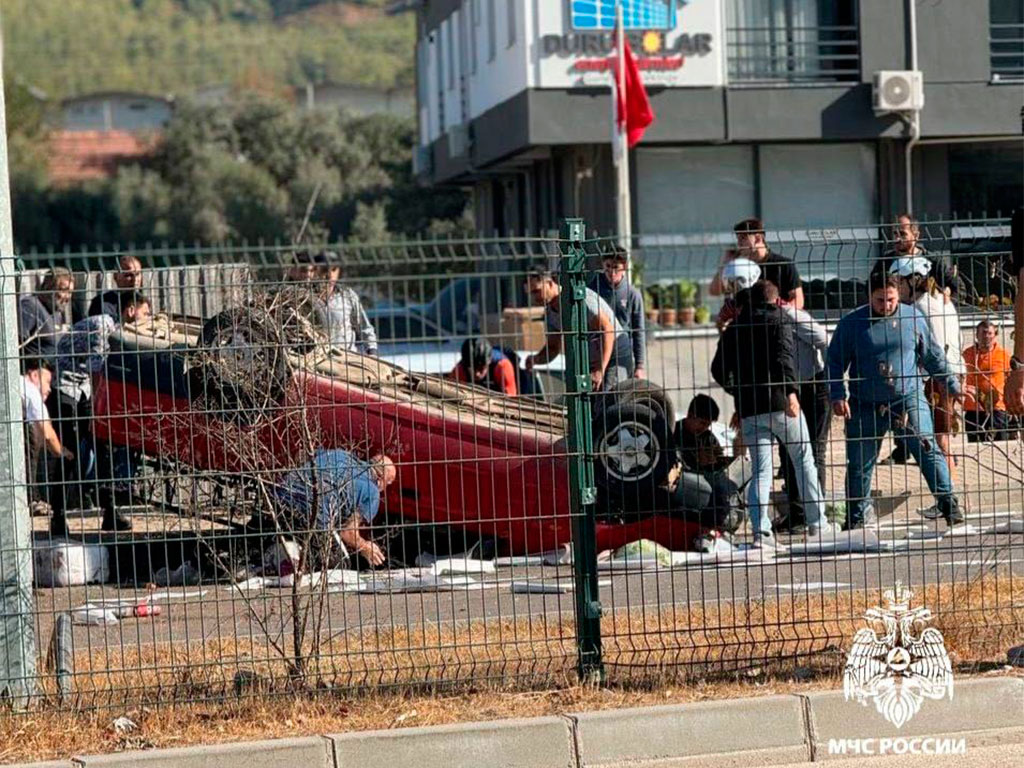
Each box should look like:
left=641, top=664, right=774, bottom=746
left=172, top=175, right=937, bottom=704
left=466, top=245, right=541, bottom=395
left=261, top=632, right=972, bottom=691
left=88, top=255, right=144, bottom=320
left=710, top=218, right=803, bottom=329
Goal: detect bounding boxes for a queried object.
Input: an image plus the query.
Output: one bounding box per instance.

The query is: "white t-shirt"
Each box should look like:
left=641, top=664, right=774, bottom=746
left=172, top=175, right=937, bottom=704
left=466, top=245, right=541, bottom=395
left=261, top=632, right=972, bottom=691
left=21, top=377, right=48, bottom=423
left=914, top=292, right=966, bottom=375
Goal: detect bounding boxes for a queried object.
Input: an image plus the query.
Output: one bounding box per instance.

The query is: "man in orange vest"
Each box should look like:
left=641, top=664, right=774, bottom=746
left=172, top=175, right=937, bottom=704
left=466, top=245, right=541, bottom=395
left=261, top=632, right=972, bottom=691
left=962, top=320, right=1015, bottom=442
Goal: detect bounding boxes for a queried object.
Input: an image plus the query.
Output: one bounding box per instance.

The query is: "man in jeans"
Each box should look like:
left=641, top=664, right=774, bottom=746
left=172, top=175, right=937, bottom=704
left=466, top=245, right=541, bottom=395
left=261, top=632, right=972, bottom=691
left=711, top=281, right=834, bottom=546
left=827, top=272, right=965, bottom=530
left=774, top=283, right=831, bottom=531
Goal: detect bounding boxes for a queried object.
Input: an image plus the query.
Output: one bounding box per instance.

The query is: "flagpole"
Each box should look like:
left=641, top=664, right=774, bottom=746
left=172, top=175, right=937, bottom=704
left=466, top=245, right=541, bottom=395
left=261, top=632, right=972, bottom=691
left=614, top=0, right=632, bottom=261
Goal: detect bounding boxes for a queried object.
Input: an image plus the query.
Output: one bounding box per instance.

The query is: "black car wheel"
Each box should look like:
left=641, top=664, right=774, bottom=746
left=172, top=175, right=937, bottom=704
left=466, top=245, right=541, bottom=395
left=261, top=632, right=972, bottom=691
left=608, top=379, right=676, bottom=425
left=593, top=403, right=673, bottom=511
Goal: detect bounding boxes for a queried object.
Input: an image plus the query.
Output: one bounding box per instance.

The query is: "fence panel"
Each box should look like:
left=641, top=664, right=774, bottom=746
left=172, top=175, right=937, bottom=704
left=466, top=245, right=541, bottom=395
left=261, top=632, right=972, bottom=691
left=2, top=215, right=1021, bottom=712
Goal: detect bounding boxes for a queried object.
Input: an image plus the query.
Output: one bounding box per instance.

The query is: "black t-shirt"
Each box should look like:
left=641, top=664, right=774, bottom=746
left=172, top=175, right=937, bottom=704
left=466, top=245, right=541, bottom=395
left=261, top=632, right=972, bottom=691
left=758, top=252, right=800, bottom=299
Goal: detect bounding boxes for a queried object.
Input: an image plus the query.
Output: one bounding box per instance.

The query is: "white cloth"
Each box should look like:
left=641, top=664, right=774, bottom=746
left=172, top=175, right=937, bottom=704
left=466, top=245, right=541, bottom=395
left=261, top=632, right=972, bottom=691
left=914, top=292, right=965, bottom=375
left=21, top=377, right=47, bottom=423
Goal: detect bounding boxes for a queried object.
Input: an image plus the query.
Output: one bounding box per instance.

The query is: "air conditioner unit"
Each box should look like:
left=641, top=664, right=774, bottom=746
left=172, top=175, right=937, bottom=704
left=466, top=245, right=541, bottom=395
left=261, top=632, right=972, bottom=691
left=873, top=70, right=924, bottom=113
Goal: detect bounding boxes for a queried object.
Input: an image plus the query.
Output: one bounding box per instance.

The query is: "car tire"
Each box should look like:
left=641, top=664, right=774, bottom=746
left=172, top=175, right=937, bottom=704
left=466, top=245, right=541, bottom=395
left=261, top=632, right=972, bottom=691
left=593, top=403, right=674, bottom=511
left=609, top=379, right=676, bottom=426
left=188, top=307, right=292, bottom=423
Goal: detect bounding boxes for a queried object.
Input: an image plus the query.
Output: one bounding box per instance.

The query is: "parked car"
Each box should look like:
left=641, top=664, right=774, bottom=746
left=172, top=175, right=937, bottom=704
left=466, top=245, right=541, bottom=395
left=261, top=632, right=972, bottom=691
left=90, top=310, right=700, bottom=556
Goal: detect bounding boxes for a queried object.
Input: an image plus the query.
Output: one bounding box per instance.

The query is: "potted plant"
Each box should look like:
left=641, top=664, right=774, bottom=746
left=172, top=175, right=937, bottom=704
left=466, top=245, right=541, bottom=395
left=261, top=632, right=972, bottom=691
left=657, top=282, right=677, bottom=327
left=694, top=305, right=711, bottom=325
left=678, top=280, right=697, bottom=327
left=643, top=288, right=658, bottom=325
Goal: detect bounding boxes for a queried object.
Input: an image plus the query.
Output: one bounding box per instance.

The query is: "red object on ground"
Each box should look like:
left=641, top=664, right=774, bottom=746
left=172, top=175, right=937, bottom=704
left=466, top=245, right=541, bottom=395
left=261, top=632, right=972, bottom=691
left=615, top=37, right=655, bottom=148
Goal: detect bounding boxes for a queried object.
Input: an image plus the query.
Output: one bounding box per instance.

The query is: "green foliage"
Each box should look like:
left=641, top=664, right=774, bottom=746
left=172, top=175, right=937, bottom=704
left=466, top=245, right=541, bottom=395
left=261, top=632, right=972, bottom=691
left=10, top=95, right=471, bottom=250
left=2, top=0, right=413, bottom=100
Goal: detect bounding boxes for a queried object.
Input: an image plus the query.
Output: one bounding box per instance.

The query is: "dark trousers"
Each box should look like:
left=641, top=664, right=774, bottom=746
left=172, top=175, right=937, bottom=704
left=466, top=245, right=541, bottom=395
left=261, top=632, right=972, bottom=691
left=45, top=391, right=94, bottom=516
left=781, top=376, right=830, bottom=521
left=964, top=409, right=1015, bottom=442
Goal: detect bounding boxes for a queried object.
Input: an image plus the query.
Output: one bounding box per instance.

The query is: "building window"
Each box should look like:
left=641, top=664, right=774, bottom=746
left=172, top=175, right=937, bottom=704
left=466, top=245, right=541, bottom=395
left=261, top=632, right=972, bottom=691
left=991, top=0, right=1024, bottom=80
left=487, top=0, right=496, bottom=62
left=506, top=0, right=516, bottom=48
left=727, top=0, right=860, bottom=83
left=949, top=142, right=1024, bottom=215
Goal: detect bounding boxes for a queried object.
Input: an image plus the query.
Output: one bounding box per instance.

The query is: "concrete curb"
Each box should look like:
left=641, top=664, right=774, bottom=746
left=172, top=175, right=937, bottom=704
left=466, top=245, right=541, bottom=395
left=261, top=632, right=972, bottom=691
left=11, top=678, right=1024, bottom=768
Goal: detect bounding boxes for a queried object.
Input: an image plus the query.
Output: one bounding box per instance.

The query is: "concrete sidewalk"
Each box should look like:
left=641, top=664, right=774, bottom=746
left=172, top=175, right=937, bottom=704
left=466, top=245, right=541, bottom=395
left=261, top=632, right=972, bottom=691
left=13, top=677, right=1024, bottom=768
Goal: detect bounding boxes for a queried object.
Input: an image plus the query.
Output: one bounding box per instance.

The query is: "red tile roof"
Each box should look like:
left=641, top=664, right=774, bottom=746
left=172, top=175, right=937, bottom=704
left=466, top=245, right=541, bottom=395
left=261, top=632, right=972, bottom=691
left=48, top=130, right=157, bottom=185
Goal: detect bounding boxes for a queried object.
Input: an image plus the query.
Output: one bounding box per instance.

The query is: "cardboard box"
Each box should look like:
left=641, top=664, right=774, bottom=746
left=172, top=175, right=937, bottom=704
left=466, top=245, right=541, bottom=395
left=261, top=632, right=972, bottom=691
left=498, top=307, right=547, bottom=352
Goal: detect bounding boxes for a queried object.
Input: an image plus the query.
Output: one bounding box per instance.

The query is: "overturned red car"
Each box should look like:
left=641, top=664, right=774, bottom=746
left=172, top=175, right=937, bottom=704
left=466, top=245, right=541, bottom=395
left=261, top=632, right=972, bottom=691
left=91, top=309, right=701, bottom=555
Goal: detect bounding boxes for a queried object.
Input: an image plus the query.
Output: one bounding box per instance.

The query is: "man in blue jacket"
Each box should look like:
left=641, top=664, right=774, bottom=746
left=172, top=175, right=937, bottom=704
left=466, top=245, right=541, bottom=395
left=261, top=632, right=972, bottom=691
left=827, top=272, right=964, bottom=530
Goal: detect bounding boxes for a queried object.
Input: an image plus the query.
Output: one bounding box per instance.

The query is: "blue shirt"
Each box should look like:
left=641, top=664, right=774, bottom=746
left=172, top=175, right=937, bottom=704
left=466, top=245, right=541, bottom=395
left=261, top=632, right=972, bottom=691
left=274, top=449, right=381, bottom=529
left=827, top=303, right=960, bottom=404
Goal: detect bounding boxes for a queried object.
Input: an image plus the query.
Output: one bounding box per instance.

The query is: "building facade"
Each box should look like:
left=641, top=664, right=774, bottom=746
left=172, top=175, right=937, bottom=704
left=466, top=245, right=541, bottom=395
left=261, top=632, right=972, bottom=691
left=411, top=0, right=1023, bottom=245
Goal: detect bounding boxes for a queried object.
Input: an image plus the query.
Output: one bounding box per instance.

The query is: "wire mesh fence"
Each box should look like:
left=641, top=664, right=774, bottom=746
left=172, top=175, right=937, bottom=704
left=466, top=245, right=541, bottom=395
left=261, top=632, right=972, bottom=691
left=1, top=215, right=1022, bottom=713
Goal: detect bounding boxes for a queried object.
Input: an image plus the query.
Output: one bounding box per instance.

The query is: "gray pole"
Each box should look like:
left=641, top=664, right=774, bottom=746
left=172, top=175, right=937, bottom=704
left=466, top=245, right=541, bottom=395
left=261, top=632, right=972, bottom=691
left=0, top=9, right=38, bottom=707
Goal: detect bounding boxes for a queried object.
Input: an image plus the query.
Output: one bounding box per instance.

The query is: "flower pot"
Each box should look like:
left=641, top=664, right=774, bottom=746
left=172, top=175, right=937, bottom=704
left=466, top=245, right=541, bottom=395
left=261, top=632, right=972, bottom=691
left=658, top=308, right=678, bottom=327
left=646, top=308, right=659, bottom=325
left=679, top=307, right=696, bottom=327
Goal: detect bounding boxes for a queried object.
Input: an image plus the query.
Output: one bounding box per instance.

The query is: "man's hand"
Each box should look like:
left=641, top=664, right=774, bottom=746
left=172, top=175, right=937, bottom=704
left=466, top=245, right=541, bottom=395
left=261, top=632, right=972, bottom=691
left=832, top=400, right=851, bottom=420
left=357, top=540, right=386, bottom=567
left=633, top=366, right=646, bottom=380
left=590, top=369, right=604, bottom=391
left=61, top=447, right=75, bottom=461
left=729, top=411, right=741, bottom=430
left=785, top=393, right=800, bottom=418
left=1007, top=369, right=1024, bottom=416
left=524, top=354, right=535, bottom=372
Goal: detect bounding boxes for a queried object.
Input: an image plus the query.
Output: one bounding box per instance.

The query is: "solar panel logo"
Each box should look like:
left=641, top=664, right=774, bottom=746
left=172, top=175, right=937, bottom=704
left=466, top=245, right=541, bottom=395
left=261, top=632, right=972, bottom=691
left=570, top=0, right=678, bottom=31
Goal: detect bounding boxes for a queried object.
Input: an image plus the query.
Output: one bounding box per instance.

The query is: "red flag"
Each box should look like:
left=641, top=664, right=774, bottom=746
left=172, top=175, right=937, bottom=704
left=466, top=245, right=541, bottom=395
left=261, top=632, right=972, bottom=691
left=615, top=37, right=655, bottom=147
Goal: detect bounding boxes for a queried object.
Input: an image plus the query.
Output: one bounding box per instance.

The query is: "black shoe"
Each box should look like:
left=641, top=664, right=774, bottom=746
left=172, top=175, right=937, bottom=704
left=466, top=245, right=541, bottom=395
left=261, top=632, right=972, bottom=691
left=944, top=507, right=966, bottom=527
left=101, top=510, right=133, bottom=532
left=49, top=515, right=69, bottom=538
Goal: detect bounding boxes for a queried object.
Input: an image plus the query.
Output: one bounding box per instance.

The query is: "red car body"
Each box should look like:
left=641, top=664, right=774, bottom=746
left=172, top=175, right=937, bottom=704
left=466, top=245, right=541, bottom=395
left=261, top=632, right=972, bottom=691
left=91, top=321, right=701, bottom=554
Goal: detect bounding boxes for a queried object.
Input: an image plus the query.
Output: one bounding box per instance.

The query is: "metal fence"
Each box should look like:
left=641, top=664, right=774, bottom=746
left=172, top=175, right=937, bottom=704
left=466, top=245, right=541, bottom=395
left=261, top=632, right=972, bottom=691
left=1, top=215, right=1022, bottom=712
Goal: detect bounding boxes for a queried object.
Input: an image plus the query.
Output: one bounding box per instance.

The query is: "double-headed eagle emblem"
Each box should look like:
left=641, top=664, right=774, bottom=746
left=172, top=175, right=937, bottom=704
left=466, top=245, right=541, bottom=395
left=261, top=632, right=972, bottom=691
left=843, top=582, right=953, bottom=728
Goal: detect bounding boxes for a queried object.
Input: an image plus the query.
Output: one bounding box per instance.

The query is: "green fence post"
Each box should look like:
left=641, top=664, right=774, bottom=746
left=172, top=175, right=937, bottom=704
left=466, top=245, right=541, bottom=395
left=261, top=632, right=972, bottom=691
left=559, top=218, right=604, bottom=684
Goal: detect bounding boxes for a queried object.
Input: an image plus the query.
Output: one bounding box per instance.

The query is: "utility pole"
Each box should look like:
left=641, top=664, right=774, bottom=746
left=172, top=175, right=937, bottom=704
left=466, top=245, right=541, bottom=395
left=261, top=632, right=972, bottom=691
left=0, top=7, right=39, bottom=707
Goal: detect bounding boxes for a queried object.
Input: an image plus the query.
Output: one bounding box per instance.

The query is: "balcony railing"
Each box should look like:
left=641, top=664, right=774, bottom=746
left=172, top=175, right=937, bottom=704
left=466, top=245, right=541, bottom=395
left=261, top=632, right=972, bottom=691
left=991, top=22, right=1024, bottom=80
left=727, top=24, right=861, bottom=84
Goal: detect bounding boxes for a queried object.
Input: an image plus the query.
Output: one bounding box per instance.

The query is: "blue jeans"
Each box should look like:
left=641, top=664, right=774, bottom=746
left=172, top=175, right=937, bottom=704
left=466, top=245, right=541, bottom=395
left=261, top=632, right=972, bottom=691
left=741, top=411, right=827, bottom=537
left=845, top=395, right=956, bottom=526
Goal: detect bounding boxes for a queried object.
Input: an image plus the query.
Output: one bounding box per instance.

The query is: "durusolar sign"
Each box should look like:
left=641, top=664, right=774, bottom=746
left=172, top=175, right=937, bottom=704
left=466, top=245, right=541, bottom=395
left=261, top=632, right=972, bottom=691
left=535, top=0, right=724, bottom=87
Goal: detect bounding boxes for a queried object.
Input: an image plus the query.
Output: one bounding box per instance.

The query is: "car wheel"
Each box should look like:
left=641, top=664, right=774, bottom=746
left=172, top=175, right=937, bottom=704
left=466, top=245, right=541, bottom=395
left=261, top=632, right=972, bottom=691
left=609, top=379, right=676, bottom=426
left=188, top=307, right=292, bottom=423
left=593, top=403, right=673, bottom=511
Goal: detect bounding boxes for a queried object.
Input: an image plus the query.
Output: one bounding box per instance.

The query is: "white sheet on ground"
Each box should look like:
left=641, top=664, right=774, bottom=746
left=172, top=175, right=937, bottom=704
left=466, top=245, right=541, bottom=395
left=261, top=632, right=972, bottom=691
left=785, top=530, right=882, bottom=555
left=983, top=519, right=1024, bottom=534
left=509, top=579, right=612, bottom=594
left=414, top=553, right=496, bottom=575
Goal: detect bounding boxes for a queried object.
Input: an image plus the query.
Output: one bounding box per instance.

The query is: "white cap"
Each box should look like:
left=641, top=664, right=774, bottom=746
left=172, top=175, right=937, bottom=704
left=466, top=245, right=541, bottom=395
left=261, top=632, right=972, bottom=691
left=889, top=256, right=932, bottom=278
left=720, top=257, right=762, bottom=293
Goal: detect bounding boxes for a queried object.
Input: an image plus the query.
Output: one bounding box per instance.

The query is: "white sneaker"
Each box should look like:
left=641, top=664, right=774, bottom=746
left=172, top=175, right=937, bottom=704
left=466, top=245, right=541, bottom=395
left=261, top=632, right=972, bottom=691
left=917, top=505, right=944, bottom=521
left=752, top=533, right=778, bottom=549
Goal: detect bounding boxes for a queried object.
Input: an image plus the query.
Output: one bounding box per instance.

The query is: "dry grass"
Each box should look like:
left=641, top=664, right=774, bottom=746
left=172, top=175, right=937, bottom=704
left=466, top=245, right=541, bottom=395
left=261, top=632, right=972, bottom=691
left=4, top=575, right=1022, bottom=764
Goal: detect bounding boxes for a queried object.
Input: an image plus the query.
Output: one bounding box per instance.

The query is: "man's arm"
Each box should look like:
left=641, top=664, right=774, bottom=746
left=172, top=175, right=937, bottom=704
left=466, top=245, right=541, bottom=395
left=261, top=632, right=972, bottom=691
left=826, top=316, right=852, bottom=402
left=790, top=309, right=828, bottom=355
left=352, top=291, right=378, bottom=355
left=40, top=420, right=70, bottom=459
left=917, top=315, right=960, bottom=395
left=1008, top=265, right=1024, bottom=414
left=497, top=359, right=518, bottom=396
left=708, top=250, right=736, bottom=297
left=338, top=514, right=385, bottom=567
left=590, top=310, right=615, bottom=376
left=629, top=287, right=646, bottom=376
left=774, top=316, right=799, bottom=395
